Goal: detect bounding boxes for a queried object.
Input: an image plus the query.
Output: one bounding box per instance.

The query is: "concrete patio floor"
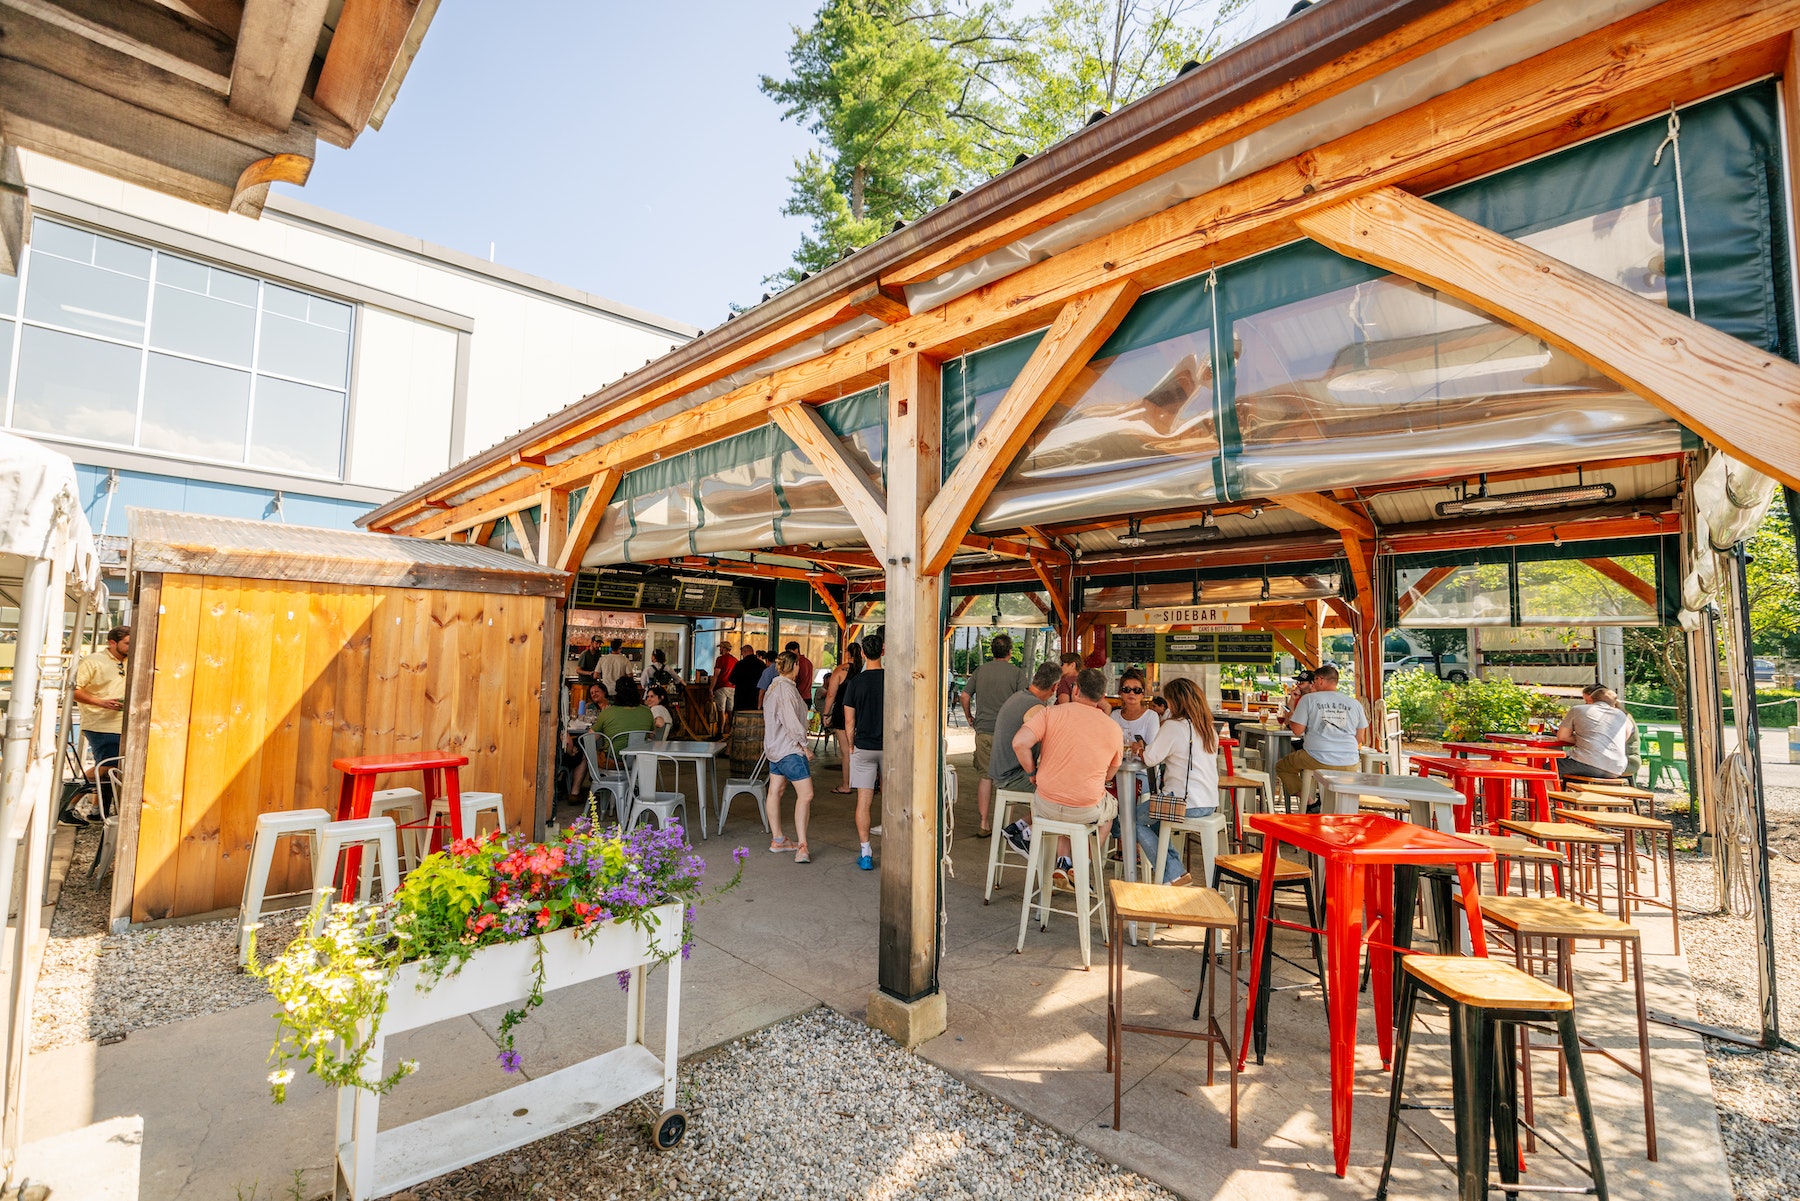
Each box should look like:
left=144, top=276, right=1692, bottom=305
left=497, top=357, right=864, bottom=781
left=22, top=734, right=1732, bottom=1200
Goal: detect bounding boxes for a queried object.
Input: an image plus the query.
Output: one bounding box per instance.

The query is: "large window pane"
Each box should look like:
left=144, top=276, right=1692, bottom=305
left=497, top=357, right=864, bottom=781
left=258, top=284, right=351, bottom=386
left=1394, top=563, right=1512, bottom=627
left=1517, top=556, right=1658, bottom=625
left=24, top=223, right=150, bottom=341
left=141, top=353, right=250, bottom=461
left=0, top=267, right=19, bottom=318
left=0, top=319, right=13, bottom=412
left=249, top=376, right=344, bottom=476
left=151, top=256, right=256, bottom=365
left=12, top=326, right=141, bottom=440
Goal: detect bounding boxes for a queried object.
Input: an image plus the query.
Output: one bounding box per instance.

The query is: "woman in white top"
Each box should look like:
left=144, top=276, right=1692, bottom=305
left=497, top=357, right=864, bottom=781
left=1112, top=668, right=1162, bottom=755
left=1556, top=686, right=1636, bottom=779
left=761, top=652, right=816, bottom=862
left=1138, top=677, right=1220, bottom=885
left=645, top=684, right=674, bottom=740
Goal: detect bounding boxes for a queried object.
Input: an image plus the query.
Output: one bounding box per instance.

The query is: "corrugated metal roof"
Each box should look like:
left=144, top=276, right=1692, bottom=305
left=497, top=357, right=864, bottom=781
left=128, top=509, right=567, bottom=597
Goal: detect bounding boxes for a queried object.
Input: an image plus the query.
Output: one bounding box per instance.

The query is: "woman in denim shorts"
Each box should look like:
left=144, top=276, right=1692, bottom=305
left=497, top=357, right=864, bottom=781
left=762, top=651, right=816, bottom=863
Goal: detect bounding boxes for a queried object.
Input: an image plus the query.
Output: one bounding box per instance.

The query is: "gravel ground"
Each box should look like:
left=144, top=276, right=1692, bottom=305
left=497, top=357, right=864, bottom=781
left=1667, top=778, right=1800, bottom=1201
left=31, top=825, right=305, bottom=1053
left=400, top=1006, right=1173, bottom=1201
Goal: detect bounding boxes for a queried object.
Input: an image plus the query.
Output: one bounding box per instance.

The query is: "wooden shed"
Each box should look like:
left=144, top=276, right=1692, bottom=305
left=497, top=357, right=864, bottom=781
left=112, top=509, right=568, bottom=928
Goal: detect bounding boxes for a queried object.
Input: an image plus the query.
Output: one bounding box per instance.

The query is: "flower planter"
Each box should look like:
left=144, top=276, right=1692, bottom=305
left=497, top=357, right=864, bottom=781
left=334, top=902, right=685, bottom=1201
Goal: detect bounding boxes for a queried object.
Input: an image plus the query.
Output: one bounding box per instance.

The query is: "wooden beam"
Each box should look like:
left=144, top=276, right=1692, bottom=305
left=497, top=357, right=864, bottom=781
left=556, top=471, right=618, bottom=575
left=770, top=401, right=889, bottom=561
left=880, top=0, right=1535, bottom=289
left=958, top=533, right=1066, bottom=563
left=878, top=351, right=943, bottom=1015
left=314, top=0, right=420, bottom=132
left=1275, top=491, right=1375, bottom=540
left=661, top=557, right=847, bottom=586
left=536, top=488, right=570, bottom=568
left=229, top=150, right=309, bottom=216
left=1322, top=595, right=1358, bottom=629
left=1580, top=557, right=1657, bottom=606
left=1029, top=557, right=1072, bottom=635
left=810, top=580, right=848, bottom=630
left=1270, top=629, right=1312, bottom=668
left=847, top=280, right=912, bottom=324
left=506, top=512, right=531, bottom=559
left=922, top=279, right=1139, bottom=574
left=229, top=0, right=330, bottom=130
left=1296, top=185, right=1800, bottom=492
left=1384, top=512, right=1674, bottom=556
left=0, top=145, right=26, bottom=277
left=165, top=0, right=243, bottom=37
left=1396, top=564, right=1458, bottom=620
left=943, top=595, right=979, bottom=640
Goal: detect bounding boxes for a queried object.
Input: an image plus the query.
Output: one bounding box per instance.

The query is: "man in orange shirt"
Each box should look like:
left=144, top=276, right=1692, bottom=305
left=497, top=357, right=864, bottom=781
left=1009, top=668, right=1122, bottom=875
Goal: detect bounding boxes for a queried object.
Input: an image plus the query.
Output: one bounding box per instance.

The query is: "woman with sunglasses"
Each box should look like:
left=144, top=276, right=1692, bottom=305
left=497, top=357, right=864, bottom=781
left=1111, top=668, right=1160, bottom=759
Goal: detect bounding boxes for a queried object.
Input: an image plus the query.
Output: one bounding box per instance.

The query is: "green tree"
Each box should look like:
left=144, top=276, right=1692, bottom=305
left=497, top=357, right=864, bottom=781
left=1746, top=501, right=1800, bottom=659
left=760, top=0, right=1021, bottom=282
left=1003, top=0, right=1249, bottom=153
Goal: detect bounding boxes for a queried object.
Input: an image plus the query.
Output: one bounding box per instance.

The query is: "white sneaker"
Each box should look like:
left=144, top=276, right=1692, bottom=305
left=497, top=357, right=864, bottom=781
left=870, top=825, right=884, bottom=837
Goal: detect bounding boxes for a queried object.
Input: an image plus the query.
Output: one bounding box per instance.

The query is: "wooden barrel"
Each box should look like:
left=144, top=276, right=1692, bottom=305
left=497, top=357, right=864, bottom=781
left=728, top=710, right=765, bottom=772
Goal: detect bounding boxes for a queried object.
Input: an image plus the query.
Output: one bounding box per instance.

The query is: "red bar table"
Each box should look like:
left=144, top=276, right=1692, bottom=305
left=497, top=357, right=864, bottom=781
left=1410, top=753, right=1559, bottom=830
left=331, top=750, right=470, bottom=890
left=1442, top=740, right=1566, bottom=772
left=1237, top=813, right=1495, bottom=1178
left=1483, top=732, right=1563, bottom=749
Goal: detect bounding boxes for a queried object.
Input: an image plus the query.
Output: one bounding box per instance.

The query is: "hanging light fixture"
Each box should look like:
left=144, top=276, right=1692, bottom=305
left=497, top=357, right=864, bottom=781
left=1117, top=516, right=1147, bottom=548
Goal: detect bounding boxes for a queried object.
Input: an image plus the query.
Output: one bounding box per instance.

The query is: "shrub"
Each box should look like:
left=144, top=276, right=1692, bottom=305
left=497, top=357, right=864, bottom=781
left=1386, top=669, right=1449, bottom=739
left=1440, top=676, right=1532, bottom=742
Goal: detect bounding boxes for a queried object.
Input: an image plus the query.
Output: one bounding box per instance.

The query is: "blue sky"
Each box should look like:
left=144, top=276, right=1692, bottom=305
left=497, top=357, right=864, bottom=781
left=283, top=0, right=1295, bottom=330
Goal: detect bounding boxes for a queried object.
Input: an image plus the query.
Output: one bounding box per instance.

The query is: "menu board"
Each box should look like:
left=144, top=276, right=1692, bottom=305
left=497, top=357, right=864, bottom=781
left=576, top=575, right=642, bottom=610
left=1108, top=629, right=1276, bottom=665
left=637, top=580, right=680, bottom=610
left=572, top=572, right=745, bottom=615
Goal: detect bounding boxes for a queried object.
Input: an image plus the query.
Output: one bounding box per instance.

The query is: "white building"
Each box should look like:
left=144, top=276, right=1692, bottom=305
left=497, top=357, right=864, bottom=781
left=5, top=155, right=696, bottom=536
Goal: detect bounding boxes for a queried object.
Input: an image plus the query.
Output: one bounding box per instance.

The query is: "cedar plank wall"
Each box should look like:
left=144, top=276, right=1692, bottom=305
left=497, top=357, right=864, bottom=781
left=128, top=575, right=549, bottom=923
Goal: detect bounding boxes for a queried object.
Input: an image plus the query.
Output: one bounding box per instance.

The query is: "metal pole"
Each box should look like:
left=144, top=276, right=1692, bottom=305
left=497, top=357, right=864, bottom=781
left=1730, top=546, right=1779, bottom=1048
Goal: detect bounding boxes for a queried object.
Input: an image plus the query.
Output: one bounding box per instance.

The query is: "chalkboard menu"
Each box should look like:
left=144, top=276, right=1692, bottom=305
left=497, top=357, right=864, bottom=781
left=572, top=573, right=745, bottom=615
left=1108, top=629, right=1276, bottom=665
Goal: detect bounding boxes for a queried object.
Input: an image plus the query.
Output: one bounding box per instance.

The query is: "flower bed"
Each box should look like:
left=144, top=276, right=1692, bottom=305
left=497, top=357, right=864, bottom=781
left=252, top=819, right=745, bottom=1100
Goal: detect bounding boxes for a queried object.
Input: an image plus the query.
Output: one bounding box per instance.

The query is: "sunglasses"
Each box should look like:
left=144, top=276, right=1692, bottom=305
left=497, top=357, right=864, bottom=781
left=1120, top=686, right=1144, bottom=694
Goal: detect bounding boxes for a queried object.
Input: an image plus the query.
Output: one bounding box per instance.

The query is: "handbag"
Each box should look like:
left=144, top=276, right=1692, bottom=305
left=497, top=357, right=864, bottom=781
left=1144, top=721, right=1195, bottom=822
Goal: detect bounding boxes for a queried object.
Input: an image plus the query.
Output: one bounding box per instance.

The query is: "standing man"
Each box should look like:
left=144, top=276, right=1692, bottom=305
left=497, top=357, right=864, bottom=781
left=1010, top=668, right=1123, bottom=879
left=713, top=642, right=739, bottom=687
left=577, top=642, right=603, bottom=690
left=786, top=641, right=815, bottom=706
left=990, top=662, right=1058, bottom=824
left=1275, top=664, right=1367, bottom=806
left=963, top=633, right=1025, bottom=838
left=598, top=638, right=632, bottom=696
left=72, top=625, right=130, bottom=818
left=1053, top=652, right=1081, bottom=704
left=841, top=633, right=885, bottom=871
left=728, top=644, right=766, bottom=711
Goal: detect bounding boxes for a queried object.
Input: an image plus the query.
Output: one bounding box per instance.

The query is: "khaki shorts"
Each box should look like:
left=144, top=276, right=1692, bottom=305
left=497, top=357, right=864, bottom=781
left=848, top=747, right=883, bottom=791
left=973, top=731, right=994, bottom=774
left=1031, top=793, right=1118, bottom=827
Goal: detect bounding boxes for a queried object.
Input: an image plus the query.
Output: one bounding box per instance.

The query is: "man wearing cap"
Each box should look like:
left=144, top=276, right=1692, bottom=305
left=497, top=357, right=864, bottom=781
left=1275, top=664, right=1367, bottom=806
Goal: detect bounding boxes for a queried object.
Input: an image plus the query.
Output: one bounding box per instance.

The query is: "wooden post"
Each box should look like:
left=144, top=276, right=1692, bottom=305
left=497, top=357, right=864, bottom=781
left=866, top=352, right=948, bottom=1047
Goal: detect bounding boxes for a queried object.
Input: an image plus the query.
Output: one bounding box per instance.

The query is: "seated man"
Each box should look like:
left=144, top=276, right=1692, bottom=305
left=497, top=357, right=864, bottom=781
left=1556, top=685, right=1635, bottom=780
left=1009, top=667, right=1123, bottom=877
left=990, top=663, right=1058, bottom=807
left=1274, top=664, right=1366, bottom=806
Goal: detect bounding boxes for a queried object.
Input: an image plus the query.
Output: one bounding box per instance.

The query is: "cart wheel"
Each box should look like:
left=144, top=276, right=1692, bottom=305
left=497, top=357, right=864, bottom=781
left=652, top=1108, right=687, bottom=1151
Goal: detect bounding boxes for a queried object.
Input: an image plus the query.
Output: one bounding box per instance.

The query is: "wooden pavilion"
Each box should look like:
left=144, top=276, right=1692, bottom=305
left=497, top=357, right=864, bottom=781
left=361, top=0, right=1800, bottom=1046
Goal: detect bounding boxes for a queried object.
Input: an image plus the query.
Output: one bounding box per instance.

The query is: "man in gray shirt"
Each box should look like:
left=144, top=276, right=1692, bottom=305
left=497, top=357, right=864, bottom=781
left=963, top=633, right=1026, bottom=837
left=990, top=662, right=1059, bottom=795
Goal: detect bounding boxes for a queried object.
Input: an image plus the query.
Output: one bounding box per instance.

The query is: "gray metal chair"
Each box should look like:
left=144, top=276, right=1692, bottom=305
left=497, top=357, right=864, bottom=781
left=625, top=750, right=692, bottom=839
left=718, top=752, right=769, bottom=836
left=579, top=731, right=629, bottom=826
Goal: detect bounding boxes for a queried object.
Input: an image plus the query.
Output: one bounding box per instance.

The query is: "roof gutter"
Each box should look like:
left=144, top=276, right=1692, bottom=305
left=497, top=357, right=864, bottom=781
left=362, top=0, right=1462, bottom=531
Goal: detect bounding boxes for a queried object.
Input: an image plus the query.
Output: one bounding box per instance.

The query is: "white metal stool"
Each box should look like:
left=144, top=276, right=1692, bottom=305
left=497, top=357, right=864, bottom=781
left=239, top=807, right=332, bottom=965
left=1015, top=810, right=1112, bottom=969
left=311, top=817, right=402, bottom=933
left=1151, top=809, right=1229, bottom=888
left=984, top=788, right=1035, bottom=902
left=1359, top=747, right=1390, bottom=774
left=627, top=755, right=691, bottom=836
left=424, top=790, right=507, bottom=852
left=720, top=753, right=769, bottom=835
left=368, top=787, right=425, bottom=869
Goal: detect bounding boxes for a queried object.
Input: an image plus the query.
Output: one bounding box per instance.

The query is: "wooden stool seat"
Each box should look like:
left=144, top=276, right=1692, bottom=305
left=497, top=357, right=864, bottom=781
left=1566, top=781, right=1654, bottom=800
left=1459, top=893, right=1639, bottom=940
left=1453, top=833, right=1566, bottom=864
left=1356, top=796, right=1410, bottom=815
left=1554, top=808, right=1672, bottom=833
left=1214, top=851, right=1311, bottom=882
left=1218, top=773, right=1265, bottom=790
left=1498, top=819, right=1623, bottom=846
left=1549, top=789, right=1637, bottom=811
left=1107, top=879, right=1235, bottom=928
left=1402, top=954, right=1572, bottom=1011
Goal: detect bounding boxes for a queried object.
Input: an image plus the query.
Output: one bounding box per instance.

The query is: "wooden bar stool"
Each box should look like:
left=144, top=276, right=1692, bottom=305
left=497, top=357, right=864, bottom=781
left=1219, top=774, right=1268, bottom=849
left=1553, top=808, right=1680, bottom=955
left=1200, top=851, right=1327, bottom=1065
left=1378, top=955, right=1610, bottom=1201
left=1549, top=789, right=1636, bottom=815
left=1453, top=833, right=1566, bottom=898
left=1105, top=879, right=1238, bottom=1145
left=1458, top=894, right=1656, bottom=1160
left=1357, top=796, right=1410, bottom=819
left=1498, top=820, right=1627, bottom=922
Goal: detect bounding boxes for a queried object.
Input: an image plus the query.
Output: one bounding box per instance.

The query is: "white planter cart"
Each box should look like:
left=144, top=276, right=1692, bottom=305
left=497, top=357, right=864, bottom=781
left=334, top=902, right=686, bottom=1201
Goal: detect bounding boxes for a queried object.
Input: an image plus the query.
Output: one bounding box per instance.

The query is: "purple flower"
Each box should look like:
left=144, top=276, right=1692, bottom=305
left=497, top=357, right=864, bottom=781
left=685, top=906, right=696, bottom=923
left=616, top=970, right=633, bottom=992
left=732, top=846, right=749, bottom=864
left=681, top=941, right=694, bottom=961
left=498, top=1049, right=522, bottom=1073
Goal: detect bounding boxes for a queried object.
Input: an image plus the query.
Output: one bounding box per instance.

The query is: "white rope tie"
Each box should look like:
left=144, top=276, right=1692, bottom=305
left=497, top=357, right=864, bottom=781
left=1653, top=106, right=1698, bottom=319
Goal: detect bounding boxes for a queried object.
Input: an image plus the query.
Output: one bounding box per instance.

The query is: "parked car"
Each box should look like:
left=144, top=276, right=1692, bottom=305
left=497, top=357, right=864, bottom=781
left=1384, top=653, right=1470, bottom=683
left=1753, top=657, right=1776, bottom=686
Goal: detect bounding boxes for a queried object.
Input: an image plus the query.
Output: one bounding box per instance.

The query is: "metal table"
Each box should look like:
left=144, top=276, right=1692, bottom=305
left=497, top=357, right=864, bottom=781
left=625, top=741, right=727, bottom=837
left=1113, top=755, right=1146, bottom=942
left=1311, top=770, right=1463, bottom=831
left=1237, top=725, right=1296, bottom=796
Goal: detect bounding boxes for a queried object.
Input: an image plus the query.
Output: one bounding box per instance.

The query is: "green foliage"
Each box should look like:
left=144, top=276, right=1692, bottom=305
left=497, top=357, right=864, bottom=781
left=1384, top=669, right=1448, bottom=739
left=1384, top=669, right=1548, bottom=741
left=1747, top=502, right=1800, bottom=659
left=761, top=0, right=1249, bottom=280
